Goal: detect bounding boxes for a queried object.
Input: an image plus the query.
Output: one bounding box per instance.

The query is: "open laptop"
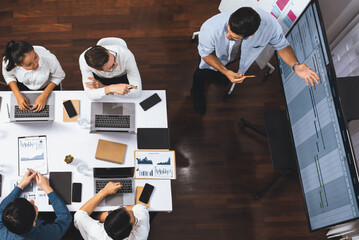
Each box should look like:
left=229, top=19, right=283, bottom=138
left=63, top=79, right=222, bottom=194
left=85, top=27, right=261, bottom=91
left=9, top=92, right=55, bottom=122
left=94, top=167, right=135, bottom=206
left=90, top=102, right=135, bottom=133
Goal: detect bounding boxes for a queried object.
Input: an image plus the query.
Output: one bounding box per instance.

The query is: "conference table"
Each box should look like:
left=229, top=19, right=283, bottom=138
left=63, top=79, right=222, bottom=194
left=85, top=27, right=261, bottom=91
left=0, top=90, right=173, bottom=212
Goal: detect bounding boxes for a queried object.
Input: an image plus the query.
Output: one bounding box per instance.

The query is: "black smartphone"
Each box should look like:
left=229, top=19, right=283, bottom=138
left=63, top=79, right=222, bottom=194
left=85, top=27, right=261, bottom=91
left=63, top=100, right=78, bottom=118
left=139, top=93, right=161, bottom=111
left=139, top=183, right=154, bottom=204
left=72, top=182, right=82, bottom=202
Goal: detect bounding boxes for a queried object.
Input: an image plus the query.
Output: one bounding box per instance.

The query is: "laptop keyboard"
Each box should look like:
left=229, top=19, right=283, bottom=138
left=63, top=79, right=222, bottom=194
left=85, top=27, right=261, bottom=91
left=14, top=105, right=50, bottom=118
left=95, top=115, right=131, bottom=128
left=95, top=179, right=133, bottom=194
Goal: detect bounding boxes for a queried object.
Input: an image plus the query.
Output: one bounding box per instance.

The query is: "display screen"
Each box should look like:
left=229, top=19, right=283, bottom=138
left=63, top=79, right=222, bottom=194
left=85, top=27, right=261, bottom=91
left=276, top=0, right=359, bottom=231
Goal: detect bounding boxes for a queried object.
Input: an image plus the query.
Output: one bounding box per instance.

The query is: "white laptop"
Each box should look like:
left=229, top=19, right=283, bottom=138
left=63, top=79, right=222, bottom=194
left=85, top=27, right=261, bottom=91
left=9, top=92, right=55, bottom=122
left=90, top=102, right=136, bottom=133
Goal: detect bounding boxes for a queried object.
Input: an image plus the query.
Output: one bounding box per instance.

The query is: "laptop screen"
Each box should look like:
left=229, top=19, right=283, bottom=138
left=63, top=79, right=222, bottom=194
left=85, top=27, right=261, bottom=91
left=94, top=167, right=134, bottom=178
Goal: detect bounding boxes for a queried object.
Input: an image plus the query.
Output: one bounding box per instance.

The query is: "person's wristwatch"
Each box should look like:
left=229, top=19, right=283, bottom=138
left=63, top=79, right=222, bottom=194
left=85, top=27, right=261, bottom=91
left=292, top=62, right=300, bottom=71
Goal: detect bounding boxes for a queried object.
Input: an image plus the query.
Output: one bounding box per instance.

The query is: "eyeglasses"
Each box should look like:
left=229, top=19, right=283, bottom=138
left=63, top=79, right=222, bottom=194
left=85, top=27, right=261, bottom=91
left=102, top=50, right=117, bottom=72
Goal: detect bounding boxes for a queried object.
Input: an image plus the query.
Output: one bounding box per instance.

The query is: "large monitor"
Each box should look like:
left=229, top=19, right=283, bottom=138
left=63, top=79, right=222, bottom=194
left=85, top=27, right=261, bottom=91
left=276, top=0, right=359, bottom=231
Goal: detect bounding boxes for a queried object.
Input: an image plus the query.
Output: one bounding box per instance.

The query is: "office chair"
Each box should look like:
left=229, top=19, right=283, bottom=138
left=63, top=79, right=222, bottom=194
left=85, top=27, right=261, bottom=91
left=97, top=37, right=127, bottom=48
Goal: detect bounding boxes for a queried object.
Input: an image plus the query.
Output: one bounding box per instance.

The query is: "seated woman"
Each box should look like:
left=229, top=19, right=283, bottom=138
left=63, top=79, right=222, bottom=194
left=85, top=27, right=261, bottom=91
left=79, top=41, right=142, bottom=100
left=2, top=40, right=65, bottom=111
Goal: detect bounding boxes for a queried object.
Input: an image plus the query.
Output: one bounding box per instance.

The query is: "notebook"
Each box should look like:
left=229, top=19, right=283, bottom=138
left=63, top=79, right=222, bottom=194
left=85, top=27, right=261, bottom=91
left=137, top=128, right=170, bottom=149
left=49, top=172, right=72, bottom=204
left=95, top=139, right=127, bottom=164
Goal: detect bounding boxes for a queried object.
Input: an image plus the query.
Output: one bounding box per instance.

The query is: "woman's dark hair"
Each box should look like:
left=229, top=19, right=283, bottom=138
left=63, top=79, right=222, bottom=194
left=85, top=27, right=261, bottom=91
left=84, top=46, right=109, bottom=70
left=104, top=208, right=133, bottom=240
left=2, top=40, right=34, bottom=71
left=229, top=7, right=261, bottom=38
left=2, top=198, right=36, bottom=235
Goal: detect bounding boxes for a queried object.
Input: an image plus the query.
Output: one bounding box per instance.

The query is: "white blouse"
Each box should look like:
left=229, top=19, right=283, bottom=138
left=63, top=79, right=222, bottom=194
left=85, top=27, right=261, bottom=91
left=2, top=46, right=65, bottom=90
left=79, top=45, right=142, bottom=100
left=74, top=204, right=150, bottom=240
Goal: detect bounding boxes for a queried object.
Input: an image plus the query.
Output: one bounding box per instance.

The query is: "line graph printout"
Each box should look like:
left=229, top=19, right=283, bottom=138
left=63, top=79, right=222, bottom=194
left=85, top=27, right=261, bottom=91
left=277, top=2, right=359, bottom=231
left=18, top=136, right=48, bottom=176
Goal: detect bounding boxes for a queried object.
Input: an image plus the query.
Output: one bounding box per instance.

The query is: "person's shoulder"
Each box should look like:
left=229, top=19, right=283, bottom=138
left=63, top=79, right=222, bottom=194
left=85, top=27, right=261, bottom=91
left=34, top=46, right=59, bottom=63
left=255, top=8, right=278, bottom=26
left=202, top=12, right=230, bottom=30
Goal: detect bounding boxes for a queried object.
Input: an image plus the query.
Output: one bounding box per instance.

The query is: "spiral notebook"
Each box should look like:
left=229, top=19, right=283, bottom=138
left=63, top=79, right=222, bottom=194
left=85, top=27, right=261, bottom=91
left=95, top=139, right=127, bottom=164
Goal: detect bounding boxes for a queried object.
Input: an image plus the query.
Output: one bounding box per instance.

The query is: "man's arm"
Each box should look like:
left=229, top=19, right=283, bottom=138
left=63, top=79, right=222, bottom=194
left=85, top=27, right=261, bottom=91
left=0, top=171, right=36, bottom=227
left=277, top=46, right=319, bottom=86
left=36, top=173, right=72, bottom=239
left=202, top=54, right=246, bottom=84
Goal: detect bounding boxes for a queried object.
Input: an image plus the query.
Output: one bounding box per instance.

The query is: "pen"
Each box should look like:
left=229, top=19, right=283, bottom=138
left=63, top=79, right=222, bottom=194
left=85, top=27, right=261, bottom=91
left=27, top=168, right=34, bottom=173
left=234, top=75, right=256, bottom=79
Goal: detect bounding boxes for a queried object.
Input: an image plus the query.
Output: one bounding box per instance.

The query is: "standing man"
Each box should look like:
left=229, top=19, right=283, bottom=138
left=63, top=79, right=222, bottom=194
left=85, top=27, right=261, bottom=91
left=0, top=170, right=72, bottom=239
left=191, top=7, right=319, bottom=115
left=74, top=182, right=150, bottom=240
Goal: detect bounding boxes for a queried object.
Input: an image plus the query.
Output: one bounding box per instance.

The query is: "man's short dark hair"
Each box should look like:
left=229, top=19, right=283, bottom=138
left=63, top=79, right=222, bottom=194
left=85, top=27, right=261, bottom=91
left=2, top=198, right=36, bottom=235
left=229, top=7, right=261, bottom=38
left=104, top=208, right=133, bottom=240
left=84, top=45, right=109, bottom=70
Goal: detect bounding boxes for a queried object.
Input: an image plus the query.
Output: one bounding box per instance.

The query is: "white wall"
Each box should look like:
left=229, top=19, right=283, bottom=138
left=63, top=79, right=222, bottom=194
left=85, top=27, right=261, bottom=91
left=318, top=0, right=359, bottom=44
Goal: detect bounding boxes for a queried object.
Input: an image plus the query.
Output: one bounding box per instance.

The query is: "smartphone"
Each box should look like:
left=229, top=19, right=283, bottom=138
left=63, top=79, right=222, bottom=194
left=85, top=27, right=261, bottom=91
left=139, top=93, right=161, bottom=111
left=63, top=100, right=78, bottom=118
left=139, top=183, right=154, bottom=204
left=72, top=182, right=82, bottom=202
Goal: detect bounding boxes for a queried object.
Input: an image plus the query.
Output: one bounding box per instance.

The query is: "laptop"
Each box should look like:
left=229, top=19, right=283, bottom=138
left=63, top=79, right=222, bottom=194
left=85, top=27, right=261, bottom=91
left=94, top=167, right=135, bottom=206
left=90, top=102, right=136, bottom=133
left=9, top=92, right=55, bottom=122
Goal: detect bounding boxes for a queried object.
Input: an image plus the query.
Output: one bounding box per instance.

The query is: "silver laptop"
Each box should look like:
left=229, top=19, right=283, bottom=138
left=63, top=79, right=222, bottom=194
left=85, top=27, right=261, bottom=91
left=10, top=92, right=55, bottom=122
left=90, top=102, right=135, bottom=133
left=94, top=167, right=135, bottom=206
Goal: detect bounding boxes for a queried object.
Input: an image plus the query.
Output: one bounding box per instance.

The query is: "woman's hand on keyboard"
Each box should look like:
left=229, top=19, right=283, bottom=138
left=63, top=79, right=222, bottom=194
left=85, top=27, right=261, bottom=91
left=15, top=93, right=30, bottom=111
left=102, top=181, right=123, bottom=195
left=32, top=92, right=48, bottom=112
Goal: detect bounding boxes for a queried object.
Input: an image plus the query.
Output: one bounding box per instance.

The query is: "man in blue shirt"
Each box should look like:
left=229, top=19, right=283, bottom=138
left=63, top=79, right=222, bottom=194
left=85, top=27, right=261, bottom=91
left=192, top=7, right=319, bottom=115
left=0, top=170, right=72, bottom=239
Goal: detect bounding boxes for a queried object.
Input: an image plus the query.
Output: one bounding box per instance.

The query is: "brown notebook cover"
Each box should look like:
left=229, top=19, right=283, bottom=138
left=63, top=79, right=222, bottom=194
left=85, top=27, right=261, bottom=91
left=63, top=100, right=80, bottom=122
left=95, top=139, right=127, bottom=164
left=135, top=186, right=150, bottom=207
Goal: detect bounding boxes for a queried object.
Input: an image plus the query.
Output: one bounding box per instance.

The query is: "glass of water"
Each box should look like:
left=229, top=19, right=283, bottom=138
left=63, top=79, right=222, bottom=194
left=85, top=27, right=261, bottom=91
left=77, top=115, right=90, bottom=128
left=76, top=162, right=92, bottom=176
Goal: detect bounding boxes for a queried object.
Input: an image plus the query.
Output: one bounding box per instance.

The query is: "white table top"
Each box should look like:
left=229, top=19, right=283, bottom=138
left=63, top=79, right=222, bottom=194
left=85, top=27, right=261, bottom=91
left=0, top=90, right=172, bottom=212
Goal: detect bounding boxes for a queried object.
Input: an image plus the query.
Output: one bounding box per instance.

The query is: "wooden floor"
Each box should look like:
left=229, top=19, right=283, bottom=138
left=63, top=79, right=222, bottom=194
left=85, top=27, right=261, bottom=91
left=0, top=0, right=328, bottom=239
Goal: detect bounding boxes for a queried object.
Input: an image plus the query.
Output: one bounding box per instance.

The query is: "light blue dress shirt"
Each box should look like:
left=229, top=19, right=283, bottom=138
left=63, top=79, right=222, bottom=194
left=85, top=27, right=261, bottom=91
left=198, top=8, right=289, bottom=74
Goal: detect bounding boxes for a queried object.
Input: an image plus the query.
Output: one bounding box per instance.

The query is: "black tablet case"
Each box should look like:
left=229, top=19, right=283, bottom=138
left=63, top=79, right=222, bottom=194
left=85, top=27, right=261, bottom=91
left=49, top=172, right=72, bottom=204
left=137, top=128, right=170, bottom=149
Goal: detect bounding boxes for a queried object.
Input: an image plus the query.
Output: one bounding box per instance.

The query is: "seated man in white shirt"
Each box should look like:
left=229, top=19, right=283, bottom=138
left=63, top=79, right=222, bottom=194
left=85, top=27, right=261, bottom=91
left=74, top=182, right=150, bottom=240
left=2, top=40, right=65, bottom=112
left=79, top=43, right=142, bottom=100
